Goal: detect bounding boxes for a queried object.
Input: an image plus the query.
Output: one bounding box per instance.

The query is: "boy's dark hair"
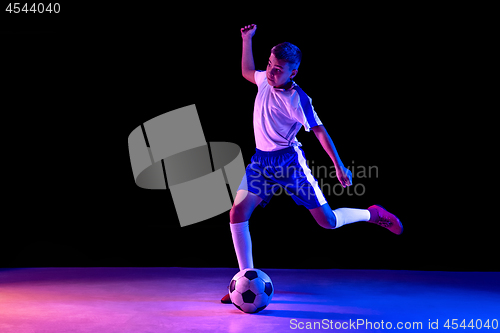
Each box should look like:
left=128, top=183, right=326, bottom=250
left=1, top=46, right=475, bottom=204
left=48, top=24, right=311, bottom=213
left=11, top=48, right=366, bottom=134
left=271, top=42, right=302, bottom=69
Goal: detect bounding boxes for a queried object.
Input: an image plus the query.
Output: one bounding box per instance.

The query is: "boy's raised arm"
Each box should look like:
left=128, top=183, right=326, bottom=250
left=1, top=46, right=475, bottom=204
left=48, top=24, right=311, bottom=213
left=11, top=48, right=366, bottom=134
left=241, top=24, right=257, bottom=84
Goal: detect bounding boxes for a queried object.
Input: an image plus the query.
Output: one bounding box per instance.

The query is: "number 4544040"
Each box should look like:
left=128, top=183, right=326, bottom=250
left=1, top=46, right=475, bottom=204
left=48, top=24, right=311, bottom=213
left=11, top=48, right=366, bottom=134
left=6, top=3, right=60, bottom=13
left=444, top=319, right=498, bottom=330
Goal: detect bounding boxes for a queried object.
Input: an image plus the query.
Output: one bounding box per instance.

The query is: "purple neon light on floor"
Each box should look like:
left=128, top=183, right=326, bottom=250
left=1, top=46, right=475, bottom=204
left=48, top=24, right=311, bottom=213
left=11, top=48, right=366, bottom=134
left=0, top=267, right=498, bottom=332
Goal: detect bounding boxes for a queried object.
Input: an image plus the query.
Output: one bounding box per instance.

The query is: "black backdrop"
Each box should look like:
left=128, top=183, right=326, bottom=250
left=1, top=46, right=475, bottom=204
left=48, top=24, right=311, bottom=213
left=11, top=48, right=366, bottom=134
left=2, top=5, right=493, bottom=271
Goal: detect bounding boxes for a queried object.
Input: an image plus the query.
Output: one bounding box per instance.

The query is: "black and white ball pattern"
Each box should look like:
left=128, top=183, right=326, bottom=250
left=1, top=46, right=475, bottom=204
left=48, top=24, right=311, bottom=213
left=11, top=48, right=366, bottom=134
left=228, top=268, right=274, bottom=313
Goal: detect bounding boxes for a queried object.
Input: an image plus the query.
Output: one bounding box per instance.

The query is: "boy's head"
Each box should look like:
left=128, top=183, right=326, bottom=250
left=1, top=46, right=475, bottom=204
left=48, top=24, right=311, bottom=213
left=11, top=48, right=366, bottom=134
left=267, top=42, right=302, bottom=88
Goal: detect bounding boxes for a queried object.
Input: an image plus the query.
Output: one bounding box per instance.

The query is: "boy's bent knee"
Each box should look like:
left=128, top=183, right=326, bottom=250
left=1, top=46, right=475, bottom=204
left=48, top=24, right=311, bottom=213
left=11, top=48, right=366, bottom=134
left=310, top=204, right=336, bottom=229
left=327, top=213, right=337, bottom=229
left=318, top=214, right=336, bottom=229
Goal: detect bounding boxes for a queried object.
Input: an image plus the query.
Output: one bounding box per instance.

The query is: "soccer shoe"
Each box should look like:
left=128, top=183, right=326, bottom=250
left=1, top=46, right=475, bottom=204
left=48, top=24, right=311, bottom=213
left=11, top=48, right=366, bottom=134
left=221, top=293, right=232, bottom=304
left=367, top=205, right=403, bottom=235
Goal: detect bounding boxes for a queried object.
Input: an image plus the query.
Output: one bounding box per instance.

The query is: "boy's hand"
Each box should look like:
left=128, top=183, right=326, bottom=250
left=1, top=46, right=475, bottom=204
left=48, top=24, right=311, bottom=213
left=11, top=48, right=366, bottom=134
left=241, top=24, right=257, bottom=39
left=336, top=165, right=352, bottom=188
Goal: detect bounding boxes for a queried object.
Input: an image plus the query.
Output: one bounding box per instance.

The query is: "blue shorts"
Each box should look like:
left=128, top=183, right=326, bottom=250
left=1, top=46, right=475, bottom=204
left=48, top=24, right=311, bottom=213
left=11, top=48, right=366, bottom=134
left=237, top=146, right=327, bottom=209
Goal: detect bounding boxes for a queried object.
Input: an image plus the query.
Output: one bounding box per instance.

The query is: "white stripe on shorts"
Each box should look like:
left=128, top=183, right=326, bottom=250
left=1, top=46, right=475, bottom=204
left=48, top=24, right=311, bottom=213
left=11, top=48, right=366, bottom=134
left=293, top=146, right=327, bottom=207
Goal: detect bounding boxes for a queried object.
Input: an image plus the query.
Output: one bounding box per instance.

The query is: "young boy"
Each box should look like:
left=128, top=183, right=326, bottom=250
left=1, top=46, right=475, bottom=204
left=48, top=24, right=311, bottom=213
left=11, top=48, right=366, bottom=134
left=221, top=24, right=403, bottom=303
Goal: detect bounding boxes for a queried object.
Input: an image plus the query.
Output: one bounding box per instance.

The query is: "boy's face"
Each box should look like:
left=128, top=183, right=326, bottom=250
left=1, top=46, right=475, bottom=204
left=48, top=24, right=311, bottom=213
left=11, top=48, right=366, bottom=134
left=266, top=53, right=298, bottom=88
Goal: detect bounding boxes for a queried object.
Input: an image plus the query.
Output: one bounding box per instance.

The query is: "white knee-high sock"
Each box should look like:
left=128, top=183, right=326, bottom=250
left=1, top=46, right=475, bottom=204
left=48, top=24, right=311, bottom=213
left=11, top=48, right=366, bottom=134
left=332, top=208, right=371, bottom=228
left=230, top=221, right=253, bottom=270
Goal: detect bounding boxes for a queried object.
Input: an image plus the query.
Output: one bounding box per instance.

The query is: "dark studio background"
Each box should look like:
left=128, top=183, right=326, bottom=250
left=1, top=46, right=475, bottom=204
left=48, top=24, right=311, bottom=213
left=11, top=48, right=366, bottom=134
left=2, top=5, right=493, bottom=271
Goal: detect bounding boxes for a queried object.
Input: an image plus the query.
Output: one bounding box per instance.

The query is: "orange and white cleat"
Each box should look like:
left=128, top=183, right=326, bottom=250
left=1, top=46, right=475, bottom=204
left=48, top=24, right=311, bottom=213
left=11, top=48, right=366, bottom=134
left=221, top=293, right=232, bottom=304
left=367, top=205, right=403, bottom=235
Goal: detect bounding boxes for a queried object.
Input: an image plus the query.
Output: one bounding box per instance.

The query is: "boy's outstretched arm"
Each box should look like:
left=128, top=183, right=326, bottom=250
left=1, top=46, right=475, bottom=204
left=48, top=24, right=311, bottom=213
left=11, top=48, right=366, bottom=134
left=241, top=24, right=257, bottom=84
left=312, top=125, right=352, bottom=188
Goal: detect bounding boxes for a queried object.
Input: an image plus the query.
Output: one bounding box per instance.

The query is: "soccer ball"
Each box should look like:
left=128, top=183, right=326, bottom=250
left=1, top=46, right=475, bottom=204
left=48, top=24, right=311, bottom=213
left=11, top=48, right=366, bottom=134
left=228, top=268, right=274, bottom=313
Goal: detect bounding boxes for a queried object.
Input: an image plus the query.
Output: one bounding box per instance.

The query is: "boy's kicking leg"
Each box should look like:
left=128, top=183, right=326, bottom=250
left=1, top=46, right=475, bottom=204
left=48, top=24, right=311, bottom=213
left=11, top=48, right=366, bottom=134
left=221, top=189, right=262, bottom=304
left=309, top=202, right=403, bottom=234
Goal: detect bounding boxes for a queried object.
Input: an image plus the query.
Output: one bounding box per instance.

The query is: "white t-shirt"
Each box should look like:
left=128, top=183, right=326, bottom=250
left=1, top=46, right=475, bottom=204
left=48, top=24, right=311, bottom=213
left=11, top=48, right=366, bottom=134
left=253, top=70, right=322, bottom=151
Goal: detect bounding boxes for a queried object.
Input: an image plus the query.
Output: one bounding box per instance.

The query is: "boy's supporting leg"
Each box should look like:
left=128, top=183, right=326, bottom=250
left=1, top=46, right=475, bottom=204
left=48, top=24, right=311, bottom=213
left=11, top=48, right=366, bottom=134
left=222, top=190, right=262, bottom=304
left=229, top=190, right=262, bottom=270
left=230, top=221, right=253, bottom=270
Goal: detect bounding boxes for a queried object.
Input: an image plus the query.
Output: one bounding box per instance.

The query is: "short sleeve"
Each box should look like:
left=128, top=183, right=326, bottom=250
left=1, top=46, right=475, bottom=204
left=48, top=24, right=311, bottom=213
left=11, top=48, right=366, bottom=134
left=254, top=70, right=267, bottom=87
left=293, top=85, right=322, bottom=132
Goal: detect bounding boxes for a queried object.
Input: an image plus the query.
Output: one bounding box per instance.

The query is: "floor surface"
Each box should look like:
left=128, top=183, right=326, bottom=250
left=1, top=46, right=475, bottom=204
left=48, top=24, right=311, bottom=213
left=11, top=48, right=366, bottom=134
left=0, top=267, right=498, bottom=332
